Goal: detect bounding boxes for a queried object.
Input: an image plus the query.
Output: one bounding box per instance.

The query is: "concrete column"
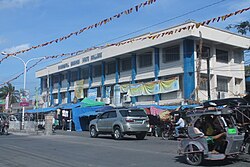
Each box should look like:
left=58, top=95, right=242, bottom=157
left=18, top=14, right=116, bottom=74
left=67, top=71, right=71, bottom=103
left=101, top=61, right=106, bottom=98
left=131, top=53, right=137, bottom=104
left=154, top=47, right=160, bottom=103
left=115, top=58, right=120, bottom=84
left=58, top=74, right=62, bottom=104
left=183, top=39, right=195, bottom=100
left=49, top=75, right=54, bottom=106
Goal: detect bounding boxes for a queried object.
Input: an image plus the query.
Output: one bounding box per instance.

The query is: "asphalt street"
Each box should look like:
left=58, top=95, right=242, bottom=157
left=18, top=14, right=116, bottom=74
left=0, top=131, right=249, bottom=167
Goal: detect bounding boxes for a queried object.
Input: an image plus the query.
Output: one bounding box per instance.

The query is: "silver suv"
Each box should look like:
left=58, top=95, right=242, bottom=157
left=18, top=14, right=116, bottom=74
left=89, top=108, right=149, bottom=140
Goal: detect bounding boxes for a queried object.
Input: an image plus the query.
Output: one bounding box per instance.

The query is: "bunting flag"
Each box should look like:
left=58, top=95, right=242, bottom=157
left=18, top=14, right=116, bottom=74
left=0, top=0, right=158, bottom=63
left=0, top=6, right=249, bottom=86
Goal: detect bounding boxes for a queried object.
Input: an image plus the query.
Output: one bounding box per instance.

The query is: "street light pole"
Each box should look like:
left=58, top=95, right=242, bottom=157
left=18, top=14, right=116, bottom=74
left=1, top=52, right=45, bottom=130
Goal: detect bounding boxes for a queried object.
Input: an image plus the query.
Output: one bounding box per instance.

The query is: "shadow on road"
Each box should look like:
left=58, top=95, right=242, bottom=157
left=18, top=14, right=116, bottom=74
left=174, top=155, right=250, bottom=166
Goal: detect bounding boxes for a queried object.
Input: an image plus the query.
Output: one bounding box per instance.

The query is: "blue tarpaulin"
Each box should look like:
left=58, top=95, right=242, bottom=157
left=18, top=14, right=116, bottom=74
left=72, top=106, right=103, bottom=131
left=25, top=107, right=56, bottom=113
left=57, top=103, right=81, bottom=110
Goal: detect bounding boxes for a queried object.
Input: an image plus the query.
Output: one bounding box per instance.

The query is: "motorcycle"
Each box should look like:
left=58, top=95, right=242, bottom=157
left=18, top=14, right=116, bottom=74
left=161, top=121, right=187, bottom=140
left=0, top=121, right=9, bottom=135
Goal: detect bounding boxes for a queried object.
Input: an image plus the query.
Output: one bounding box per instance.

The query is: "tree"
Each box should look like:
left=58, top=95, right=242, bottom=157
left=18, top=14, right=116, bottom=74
left=0, top=83, right=20, bottom=107
left=226, top=21, right=250, bottom=35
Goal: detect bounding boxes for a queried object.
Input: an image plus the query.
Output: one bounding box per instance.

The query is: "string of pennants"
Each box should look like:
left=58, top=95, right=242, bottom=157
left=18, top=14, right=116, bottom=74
left=0, top=0, right=157, bottom=63
left=0, top=6, right=249, bottom=86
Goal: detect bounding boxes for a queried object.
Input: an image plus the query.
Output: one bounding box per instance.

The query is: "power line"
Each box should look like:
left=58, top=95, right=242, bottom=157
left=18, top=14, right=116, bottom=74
left=94, top=0, right=227, bottom=46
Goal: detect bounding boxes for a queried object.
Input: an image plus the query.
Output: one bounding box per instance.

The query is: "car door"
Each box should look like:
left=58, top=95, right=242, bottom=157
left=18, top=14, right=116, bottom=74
left=96, top=112, right=109, bottom=132
left=106, top=110, right=117, bottom=132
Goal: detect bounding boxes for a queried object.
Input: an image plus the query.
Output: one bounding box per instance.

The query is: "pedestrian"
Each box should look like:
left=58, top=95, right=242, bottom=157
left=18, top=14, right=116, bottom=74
left=62, top=118, right=66, bottom=130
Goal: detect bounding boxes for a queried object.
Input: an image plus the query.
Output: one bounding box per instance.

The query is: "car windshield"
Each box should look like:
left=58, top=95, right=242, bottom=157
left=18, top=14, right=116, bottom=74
left=119, top=109, right=147, bottom=117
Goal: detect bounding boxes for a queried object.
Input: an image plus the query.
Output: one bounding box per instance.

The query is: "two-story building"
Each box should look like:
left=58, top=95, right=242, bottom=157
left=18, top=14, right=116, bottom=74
left=36, top=21, right=250, bottom=106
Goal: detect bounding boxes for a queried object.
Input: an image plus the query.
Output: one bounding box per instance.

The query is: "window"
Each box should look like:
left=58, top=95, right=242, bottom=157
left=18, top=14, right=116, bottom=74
left=216, top=49, right=228, bottom=63
left=138, top=52, right=152, bottom=68
left=162, top=45, right=180, bottom=63
left=93, top=64, right=102, bottom=77
left=108, top=111, right=117, bottom=118
left=119, top=109, right=147, bottom=117
left=100, top=112, right=109, bottom=119
left=217, top=77, right=228, bottom=92
left=121, top=57, right=131, bottom=71
left=106, top=61, right=116, bottom=75
left=200, top=75, right=208, bottom=91
left=71, top=71, right=78, bottom=82
left=234, top=51, right=243, bottom=64
left=196, top=46, right=210, bottom=59
left=81, top=67, right=89, bottom=79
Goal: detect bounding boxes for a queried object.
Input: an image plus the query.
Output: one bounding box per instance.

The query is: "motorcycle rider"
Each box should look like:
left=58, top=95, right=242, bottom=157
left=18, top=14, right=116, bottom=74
left=174, top=114, right=185, bottom=137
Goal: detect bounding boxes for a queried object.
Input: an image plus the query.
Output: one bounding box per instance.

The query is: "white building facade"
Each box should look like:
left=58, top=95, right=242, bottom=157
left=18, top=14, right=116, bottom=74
left=36, top=22, right=250, bottom=106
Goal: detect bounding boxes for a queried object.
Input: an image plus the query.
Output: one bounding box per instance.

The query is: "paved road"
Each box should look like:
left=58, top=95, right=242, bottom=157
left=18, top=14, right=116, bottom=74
left=0, top=131, right=249, bottom=167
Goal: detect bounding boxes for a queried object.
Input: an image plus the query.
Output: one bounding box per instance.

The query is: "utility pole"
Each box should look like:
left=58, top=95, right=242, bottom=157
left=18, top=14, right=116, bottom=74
left=47, top=70, right=50, bottom=107
left=207, top=52, right=211, bottom=100
left=196, top=31, right=202, bottom=102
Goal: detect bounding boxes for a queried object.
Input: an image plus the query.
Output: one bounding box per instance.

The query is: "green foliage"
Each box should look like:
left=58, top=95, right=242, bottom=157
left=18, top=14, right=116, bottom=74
left=0, top=83, right=20, bottom=104
left=226, top=21, right=250, bottom=35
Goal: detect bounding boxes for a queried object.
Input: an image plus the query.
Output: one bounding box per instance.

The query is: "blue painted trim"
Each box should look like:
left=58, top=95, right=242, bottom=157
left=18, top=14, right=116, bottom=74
left=115, top=58, right=120, bottom=83
left=131, top=53, right=137, bottom=84
left=88, top=64, right=92, bottom=88
left=58, top=74, right=62, bottom=104
left=154, top=47, right=160, bottom=103
left=40, top=78, right=43, bottom=95
left=49, top=75, right=54, bottom=106
left=183, top=39, right=195, bottom=100
left=131, top=53, right=137, bottom=104
left=101, top=61, right=106, bottom=98
left=67, top=71, right=71, bottom=103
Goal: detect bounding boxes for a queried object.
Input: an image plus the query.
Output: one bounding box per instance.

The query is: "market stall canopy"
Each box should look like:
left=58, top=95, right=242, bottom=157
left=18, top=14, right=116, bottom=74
left=25, top=107, right=56, bottom=113
left=57, top=103, right=81, bottom=110
left=81, top=97, right=105, bottom=107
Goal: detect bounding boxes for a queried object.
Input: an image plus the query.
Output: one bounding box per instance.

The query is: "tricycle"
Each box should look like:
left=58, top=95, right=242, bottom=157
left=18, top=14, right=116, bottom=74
left=178, top=106, right=244, bottom=165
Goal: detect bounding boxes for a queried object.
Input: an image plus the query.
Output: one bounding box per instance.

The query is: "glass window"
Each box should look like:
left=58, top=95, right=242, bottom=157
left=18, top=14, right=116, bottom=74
left=93, top=64, right=102, bottom=77
left=119, top=109, right=147, bottom=117
left=121, top=57, right=131, bottom=72
left=196, top=46, right=210, bottom=59
left=138, top=52, right=152, bottom=68
left=162, top=45, right=180, bottom=63
left=217, top=77, right=228, bottom=92
left=200, top=75, right=208, bottom=90
left=108, top=111, right=117, bottom=118
left=216, top=49, right=228, bottom=63
left=106, top=61, right=116, bottom=75
left=81, top=67, right=89, bottom=79
left=100, top=112, right=109, bottom=119
left=71, top=71, right=78, bottom=82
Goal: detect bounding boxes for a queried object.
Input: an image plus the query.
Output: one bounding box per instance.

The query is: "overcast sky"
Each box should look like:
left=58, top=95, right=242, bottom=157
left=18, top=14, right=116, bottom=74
left=0, top=0, right=249, bottom=97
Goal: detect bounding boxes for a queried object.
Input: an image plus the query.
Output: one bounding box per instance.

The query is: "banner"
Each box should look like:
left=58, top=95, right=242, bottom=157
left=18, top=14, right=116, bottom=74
left=142, top=81, right=160, bottom=95
left=120, top=83, right=130, bottom=93
left=88, top=88, right=97, bottom=101
left=74, top=79, right=84, bottom=99
left=20, top=89, right=29, bottom=106
left=127, top=83, right=144, bottom=97
left=127, top=77, right=179, bottom=97
left=159, top=77, right=179, bottom=94
left=5, top=93, right=9, bottom=110
left=106, top=86, right=111, bottom=98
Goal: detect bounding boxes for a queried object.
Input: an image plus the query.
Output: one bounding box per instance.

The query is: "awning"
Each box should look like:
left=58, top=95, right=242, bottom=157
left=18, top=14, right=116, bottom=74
left=25, top=107, right=56, bottom=113
left=57, top=103, right=81, bottom=110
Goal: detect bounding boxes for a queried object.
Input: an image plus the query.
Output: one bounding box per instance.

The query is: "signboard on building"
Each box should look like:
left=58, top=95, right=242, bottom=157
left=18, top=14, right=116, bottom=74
left=88, top=88, right=97, bottom=101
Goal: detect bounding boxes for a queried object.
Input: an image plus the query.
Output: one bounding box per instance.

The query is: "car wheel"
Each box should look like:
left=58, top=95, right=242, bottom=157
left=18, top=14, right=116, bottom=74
left=114, top=127, right=123, bottom=140
left=136, top=132, right=146, bottom=140
left=185, top=144, right=203, bottom=166
left=90, top=126, right=98, bottom=138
